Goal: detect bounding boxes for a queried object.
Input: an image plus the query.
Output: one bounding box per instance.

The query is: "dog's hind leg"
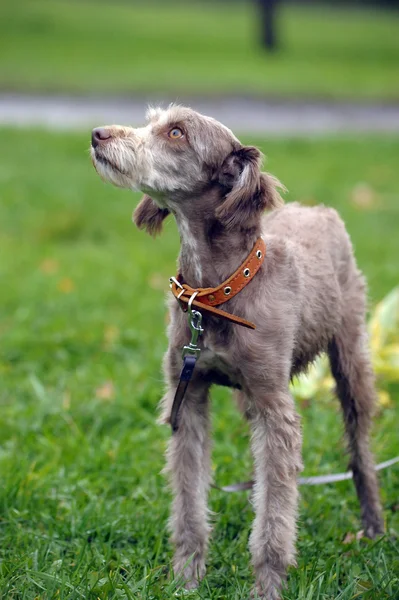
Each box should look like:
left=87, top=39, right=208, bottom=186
left=328, top=286, right=384, bottom=538
left=161, top=379, right=211, bottom=589
left=249, top=390, right=303, bottom=600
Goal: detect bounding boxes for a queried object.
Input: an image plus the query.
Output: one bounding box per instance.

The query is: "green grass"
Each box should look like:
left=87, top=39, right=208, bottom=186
left=0, top=128, right=398, bottom=599
left=1, top=0, right=399, bottom=100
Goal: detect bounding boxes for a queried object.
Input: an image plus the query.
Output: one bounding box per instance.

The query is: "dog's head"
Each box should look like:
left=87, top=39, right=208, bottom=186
left=91, top=105, right=284, bottom=235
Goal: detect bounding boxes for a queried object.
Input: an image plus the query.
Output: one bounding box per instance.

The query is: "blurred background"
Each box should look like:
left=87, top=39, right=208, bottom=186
left=1, top=0, right=399, bottom=100
left=0, top=1, right=398, bottom=599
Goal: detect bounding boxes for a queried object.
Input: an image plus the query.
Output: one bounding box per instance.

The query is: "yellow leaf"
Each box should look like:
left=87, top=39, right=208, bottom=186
left=291, top=287, right=399, bottom=402
left=148, top=273, right=165, bottom=291
left=291, top=355, right=330, bottom=400
left=40, top=258, right=59, bottom=274
left=377, top=389, right=392, bottom=408
left=351, top=183, right=378, bottom=209
left=380, top=344, right=399, bottom=366
left=369, top=287, right=399, bottom=350
left=374, top=363, right=399, bottom=380
left=95, top=380, right=115, bottom=401
left=57, top=278, right=75, bottom=293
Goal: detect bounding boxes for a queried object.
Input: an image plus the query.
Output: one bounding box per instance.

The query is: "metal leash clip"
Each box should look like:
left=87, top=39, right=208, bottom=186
left=170, top=293, right=205, bottom=432
left=182, top=292, right=204, bottom=359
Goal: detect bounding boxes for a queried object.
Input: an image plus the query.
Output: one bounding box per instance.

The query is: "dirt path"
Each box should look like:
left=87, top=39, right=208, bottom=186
left=1, top=94, right=399, bottom=134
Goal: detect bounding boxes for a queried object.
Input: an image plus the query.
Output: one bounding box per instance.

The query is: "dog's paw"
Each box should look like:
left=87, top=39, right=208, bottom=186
left=251, top=564, right=285, bottom=600
left=364, top=522, right=384, bottom=539
left=362, top=511, right=385, bottom=539
left=173, top=554, right=206, bottom=590
left=251, top=585, right=281, bottom=600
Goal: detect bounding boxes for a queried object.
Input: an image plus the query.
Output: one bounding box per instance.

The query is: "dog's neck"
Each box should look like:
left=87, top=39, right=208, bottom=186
left=169, top=189, right=261, bottom=289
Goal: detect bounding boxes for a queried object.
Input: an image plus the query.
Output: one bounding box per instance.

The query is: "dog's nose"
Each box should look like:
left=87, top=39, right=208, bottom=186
left=91, top=127, right=111, bottom=148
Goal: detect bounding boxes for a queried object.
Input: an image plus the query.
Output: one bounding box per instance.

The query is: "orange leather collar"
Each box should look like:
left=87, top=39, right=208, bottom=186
left=170, top=237, right=266, bottom=329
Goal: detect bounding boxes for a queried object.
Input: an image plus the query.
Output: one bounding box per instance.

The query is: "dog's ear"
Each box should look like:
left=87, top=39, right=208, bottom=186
left=133, top=194, right=170, bottom=236
left=216, top=146, right=284, bottom=230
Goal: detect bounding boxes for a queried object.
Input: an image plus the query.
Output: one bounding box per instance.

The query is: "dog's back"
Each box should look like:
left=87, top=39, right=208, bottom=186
left=263, top=202, right=354, bottom=281
left=262, top=203, right=363, bottom=374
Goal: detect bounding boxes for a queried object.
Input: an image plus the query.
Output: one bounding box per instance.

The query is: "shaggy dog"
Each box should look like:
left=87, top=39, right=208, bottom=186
left=91, top=106, right=383, bottom=599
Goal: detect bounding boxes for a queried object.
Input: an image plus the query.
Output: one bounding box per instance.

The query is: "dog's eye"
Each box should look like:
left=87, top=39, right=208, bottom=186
left=168, top=128, right=184, bottom=139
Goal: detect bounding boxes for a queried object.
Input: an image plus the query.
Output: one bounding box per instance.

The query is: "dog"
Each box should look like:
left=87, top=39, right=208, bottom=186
left=90, top=105, right=384, bottom=599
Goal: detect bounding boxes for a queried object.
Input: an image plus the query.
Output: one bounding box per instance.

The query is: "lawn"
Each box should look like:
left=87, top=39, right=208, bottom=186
left=0, top=128, right=398, bottom=599
left=1, top=0, right=399, bottom=101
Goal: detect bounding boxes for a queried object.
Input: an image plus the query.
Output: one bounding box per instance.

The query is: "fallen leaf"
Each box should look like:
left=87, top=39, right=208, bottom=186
left=95, top=380, right=115, bottom=401
left=57, top=278, right=75, bottom=293
left=342, top=529, right=364, bottom=544
left=40, top=258, right=59, bottom=274
left=149, top=273, right=165, bottom=291
left=351, top=183, right=377, bottom=209
left=377, top=389, right=392, bottom=408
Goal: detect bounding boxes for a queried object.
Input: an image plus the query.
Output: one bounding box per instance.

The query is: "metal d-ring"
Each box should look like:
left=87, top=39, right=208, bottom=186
left=187, top=291, right=199, bottom=316
left=169, top=276, right=183, bottom=290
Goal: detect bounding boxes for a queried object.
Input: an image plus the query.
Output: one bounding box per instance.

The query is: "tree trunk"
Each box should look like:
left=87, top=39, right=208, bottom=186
left=258, top=0, right=278, bottom=51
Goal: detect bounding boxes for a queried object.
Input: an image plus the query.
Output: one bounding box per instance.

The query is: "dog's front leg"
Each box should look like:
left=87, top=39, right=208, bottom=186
left=249, top=390, right=303, bottom=600
left=160, top=376, right=211, bottom=589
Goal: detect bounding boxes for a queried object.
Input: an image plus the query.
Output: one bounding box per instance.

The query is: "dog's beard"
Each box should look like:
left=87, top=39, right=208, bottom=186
left=91, top=148, right=133, bottom=188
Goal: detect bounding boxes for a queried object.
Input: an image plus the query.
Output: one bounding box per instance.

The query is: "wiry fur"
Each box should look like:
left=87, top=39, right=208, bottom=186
left=91, top=105, right=384, bottom=599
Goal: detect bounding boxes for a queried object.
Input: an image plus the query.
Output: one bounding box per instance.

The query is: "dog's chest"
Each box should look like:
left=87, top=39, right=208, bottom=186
left=198, top=345, right=241, bottom=388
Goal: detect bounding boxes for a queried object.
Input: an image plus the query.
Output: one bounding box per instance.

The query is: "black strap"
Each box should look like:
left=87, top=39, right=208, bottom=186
left=170, top=355, right=197, bottom=433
